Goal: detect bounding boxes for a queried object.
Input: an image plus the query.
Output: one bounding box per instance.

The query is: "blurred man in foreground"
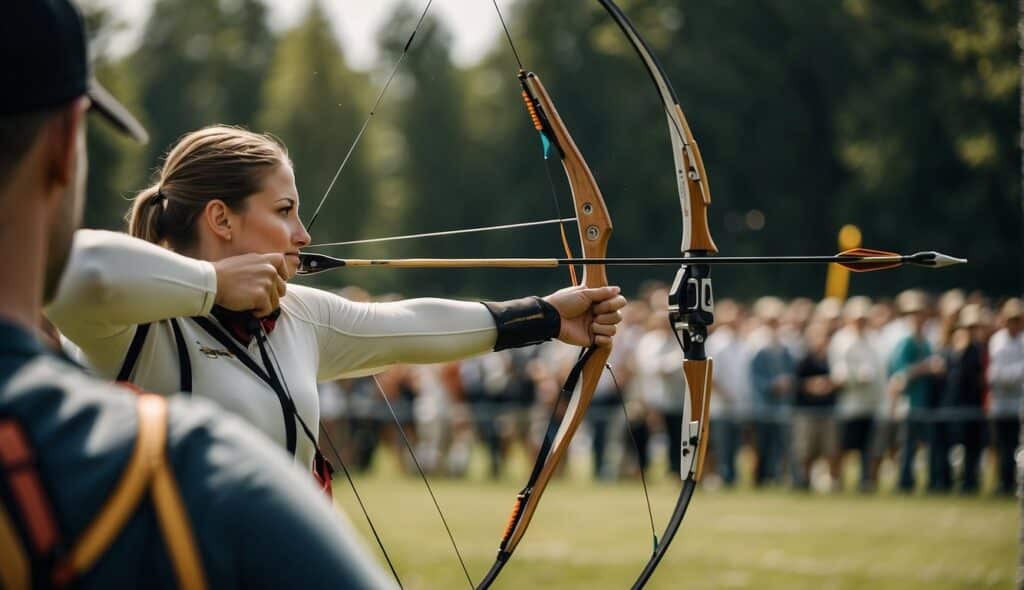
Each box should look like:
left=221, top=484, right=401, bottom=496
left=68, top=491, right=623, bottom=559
left=0, top=2, right=392, bottom=588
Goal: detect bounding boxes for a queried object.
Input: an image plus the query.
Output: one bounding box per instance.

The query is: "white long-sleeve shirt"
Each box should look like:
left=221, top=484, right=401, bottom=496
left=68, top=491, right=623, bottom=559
left=828, top=326, right=884, bottom=418
left=706, top=326, right=752, bottom=419
left=634, top=328, right=685, bottom=413
left=47, top=230, right=497, bottom=466
left=988, top=328, right=1024, bottom=418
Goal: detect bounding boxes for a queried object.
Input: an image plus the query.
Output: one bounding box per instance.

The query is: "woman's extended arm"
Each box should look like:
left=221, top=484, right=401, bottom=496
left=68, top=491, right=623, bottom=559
left=286, top=284, right=623, bottom=381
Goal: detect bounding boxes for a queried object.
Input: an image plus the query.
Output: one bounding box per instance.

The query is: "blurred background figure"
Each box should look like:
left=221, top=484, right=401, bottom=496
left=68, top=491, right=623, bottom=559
left=791, top=321, right=840, bottom=491
left=706, top=299, right=751, bottom=488
left=829, top=296, right=885, bottom=492
left=932, top=302, right=987, bottom=493
left=888, top=290, right=945, bottom=493
left=613, top=300, right=652, bottom=480
left=635, top=287, right=685, bottom=476
left=988, top=298, right=1024, bottom=496
left=749, top=296, right=797, bottom=487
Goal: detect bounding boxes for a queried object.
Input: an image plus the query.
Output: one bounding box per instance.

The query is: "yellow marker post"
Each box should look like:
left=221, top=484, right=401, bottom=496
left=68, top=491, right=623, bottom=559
left=825, top=224, right=862, bottom=300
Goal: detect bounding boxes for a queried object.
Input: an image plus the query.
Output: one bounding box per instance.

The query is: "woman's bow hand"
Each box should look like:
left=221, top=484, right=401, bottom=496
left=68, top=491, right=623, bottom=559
left=544, top=285, right=626, bottom=347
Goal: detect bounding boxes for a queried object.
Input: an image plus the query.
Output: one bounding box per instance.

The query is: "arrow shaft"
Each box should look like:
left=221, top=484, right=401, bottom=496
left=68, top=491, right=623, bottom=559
left=300, top=253, right=904, bottom=270
left=296, top=251, right=965, bottom=274
left=336, top=255, right=893, bottom=267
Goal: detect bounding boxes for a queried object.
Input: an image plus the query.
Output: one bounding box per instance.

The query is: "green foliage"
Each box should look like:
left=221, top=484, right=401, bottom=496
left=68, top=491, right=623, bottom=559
left=372, top=4, right=480, bottom=294
left=834, top=0, right=1019, bottom=295
left=82, top=0, right=1020, bottom=298
left=130, top=0, right=275, bottom=172
left=80, top=5, right=146, bottom=230
left=255, top=2, right=379, bottom=290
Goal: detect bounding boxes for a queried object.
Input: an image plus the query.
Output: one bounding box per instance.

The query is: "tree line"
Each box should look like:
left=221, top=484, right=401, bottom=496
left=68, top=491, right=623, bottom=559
left=81, top=0, right=1020, bottom=299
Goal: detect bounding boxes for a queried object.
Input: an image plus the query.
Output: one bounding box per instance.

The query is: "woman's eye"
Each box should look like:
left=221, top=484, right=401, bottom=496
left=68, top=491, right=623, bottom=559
left=279, top=206, right=293, bottom=216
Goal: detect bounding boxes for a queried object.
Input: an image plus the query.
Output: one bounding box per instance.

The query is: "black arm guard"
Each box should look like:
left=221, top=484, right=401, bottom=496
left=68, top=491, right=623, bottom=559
left=481, top=296, right=561, bottom=351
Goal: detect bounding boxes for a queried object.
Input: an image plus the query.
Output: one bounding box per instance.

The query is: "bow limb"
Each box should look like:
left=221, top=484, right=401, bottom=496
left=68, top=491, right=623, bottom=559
left=476, top=71, right=613, bottom=589
left=594, top=1, right=716, bottom=587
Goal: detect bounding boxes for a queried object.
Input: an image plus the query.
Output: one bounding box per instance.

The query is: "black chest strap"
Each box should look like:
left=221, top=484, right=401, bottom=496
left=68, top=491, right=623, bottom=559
left=116, top=320, right=192, bottom=394
left=190, top=316, right=299, bottom=456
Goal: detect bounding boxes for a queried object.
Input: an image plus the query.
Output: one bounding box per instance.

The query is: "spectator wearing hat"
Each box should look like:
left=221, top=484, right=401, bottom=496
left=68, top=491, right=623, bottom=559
left=791, top=321, right=840, bottom=491
left=706, top=299, right=751, bottom=488
left=635, top=289, right=688, bottom=476
left=780, top=297, right=815, bottom=361
left=988, top=298, right=1024, bottom=495
left=889, top=290, right=945, bottom=492
left=829, top=296, right=885, bottom=492
left=749, top=297, right=797, bottom=486
left=933, top=303, right=988, bottom=493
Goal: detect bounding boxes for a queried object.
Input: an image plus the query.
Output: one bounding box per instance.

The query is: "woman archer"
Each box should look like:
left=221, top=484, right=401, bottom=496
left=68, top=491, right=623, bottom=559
left=46, top=125, right=625, bottom=487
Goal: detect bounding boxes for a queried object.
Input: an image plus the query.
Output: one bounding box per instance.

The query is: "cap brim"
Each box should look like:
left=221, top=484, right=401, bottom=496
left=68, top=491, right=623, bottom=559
left=87, top=79, right=148, bottom=144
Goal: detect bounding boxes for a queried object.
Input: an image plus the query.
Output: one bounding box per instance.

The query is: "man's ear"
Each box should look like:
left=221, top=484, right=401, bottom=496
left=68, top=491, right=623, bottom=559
left=44, top=97, right=89, bottom=190
left=202, top=199, right=234, bottom=241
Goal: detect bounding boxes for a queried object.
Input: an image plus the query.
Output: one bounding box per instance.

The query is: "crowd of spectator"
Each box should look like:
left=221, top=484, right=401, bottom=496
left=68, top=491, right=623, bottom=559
left=318, top=285, right=1024, bottom=496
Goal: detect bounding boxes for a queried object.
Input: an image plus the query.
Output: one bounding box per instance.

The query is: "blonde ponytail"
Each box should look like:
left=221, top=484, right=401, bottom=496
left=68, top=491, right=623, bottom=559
left=127, top=185, right=166, bottom=244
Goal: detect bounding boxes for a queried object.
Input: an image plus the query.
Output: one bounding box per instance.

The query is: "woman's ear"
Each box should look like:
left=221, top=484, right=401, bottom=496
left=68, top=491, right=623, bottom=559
left=203, top=199, right=233, bottom=241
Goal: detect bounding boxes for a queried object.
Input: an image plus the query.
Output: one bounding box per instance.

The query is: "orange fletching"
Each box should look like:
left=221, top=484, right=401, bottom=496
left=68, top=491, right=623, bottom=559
left=837, top=247, right=902, bottom=272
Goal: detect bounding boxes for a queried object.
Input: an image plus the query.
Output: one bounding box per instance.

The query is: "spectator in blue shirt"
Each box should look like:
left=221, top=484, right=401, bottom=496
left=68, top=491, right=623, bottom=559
left=750, top=297, right=797, bottom=486
left=888, top=290, right=945, bottom=493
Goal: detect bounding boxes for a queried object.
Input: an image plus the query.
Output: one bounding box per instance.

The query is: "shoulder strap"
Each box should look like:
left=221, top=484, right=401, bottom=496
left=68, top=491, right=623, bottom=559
left=116, top=323, right=152, bottom=383
left=143, top=395, right=207, bottom=590
left=0, top=417, right=63, bottom=590
left=190, top=316, right=298, bottom=455
left=117, top=322, right=193, bottom=394
left=169, top=319, right=193, bottom=394
left=0, top=501, right=29, bottom=590
left=55, top=394, right=207, bottom=590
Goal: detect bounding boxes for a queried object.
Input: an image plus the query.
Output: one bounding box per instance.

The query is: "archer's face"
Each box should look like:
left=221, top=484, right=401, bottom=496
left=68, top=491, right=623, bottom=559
left=226, top=162, right=310, bottom=279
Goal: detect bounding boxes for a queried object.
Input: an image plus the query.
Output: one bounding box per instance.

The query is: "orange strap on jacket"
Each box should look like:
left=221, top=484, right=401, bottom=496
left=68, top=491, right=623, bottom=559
left=0, top=394, right=207, bottom=589
left=0, top=418, right=59, bottom=590
left=56, top=394, right=207, bottom=589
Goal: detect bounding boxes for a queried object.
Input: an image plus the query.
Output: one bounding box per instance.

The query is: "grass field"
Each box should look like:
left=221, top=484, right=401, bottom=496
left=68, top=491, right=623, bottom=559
left=333, top=447, right=1017, bottom=589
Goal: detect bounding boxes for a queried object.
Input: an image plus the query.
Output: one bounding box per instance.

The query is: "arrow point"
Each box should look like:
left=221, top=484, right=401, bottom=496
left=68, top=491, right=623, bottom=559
left=916, top=251, right=967, bottom=268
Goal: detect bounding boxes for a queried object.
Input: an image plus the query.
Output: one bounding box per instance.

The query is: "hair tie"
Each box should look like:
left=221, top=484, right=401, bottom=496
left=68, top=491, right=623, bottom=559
left=154, top=189, right=166, bottom=203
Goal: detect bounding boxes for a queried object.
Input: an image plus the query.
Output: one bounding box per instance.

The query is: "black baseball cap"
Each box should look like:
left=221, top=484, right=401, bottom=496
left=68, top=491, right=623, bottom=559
left=0, top=1, right=148, bottom=143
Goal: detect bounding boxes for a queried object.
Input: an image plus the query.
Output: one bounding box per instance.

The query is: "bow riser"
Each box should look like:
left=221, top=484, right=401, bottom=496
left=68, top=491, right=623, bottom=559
left=670, top=259, right=714, bottom=481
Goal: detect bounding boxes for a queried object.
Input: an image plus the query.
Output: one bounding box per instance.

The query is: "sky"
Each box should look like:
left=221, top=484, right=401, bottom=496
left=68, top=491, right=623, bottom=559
left=90, top=0, right=517, bottom=70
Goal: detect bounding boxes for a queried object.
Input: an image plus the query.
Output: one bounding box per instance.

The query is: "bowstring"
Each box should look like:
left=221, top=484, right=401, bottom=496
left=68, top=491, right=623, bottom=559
left=491, top=0, right=578, bottom=287
left=258, top=329, right=404, bottom=589
left=305, top=0, right=436, bottom=234
left=370, top=375, right=474, bottom=588
left=306, top=217, right=578, bottom=249
left=299, top=2, right=480, bottom=586
left=492, top=0, right=656, bottom=564
left=605, top=363, right=658, bottom=551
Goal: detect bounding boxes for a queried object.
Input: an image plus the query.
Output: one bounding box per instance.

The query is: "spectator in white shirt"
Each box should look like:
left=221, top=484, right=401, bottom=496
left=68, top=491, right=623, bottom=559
left=829, top=296, right=885, bottom=492
left=987, top=298, right=1024, bottom=495
left=707, top=300, right=751, bottom=487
